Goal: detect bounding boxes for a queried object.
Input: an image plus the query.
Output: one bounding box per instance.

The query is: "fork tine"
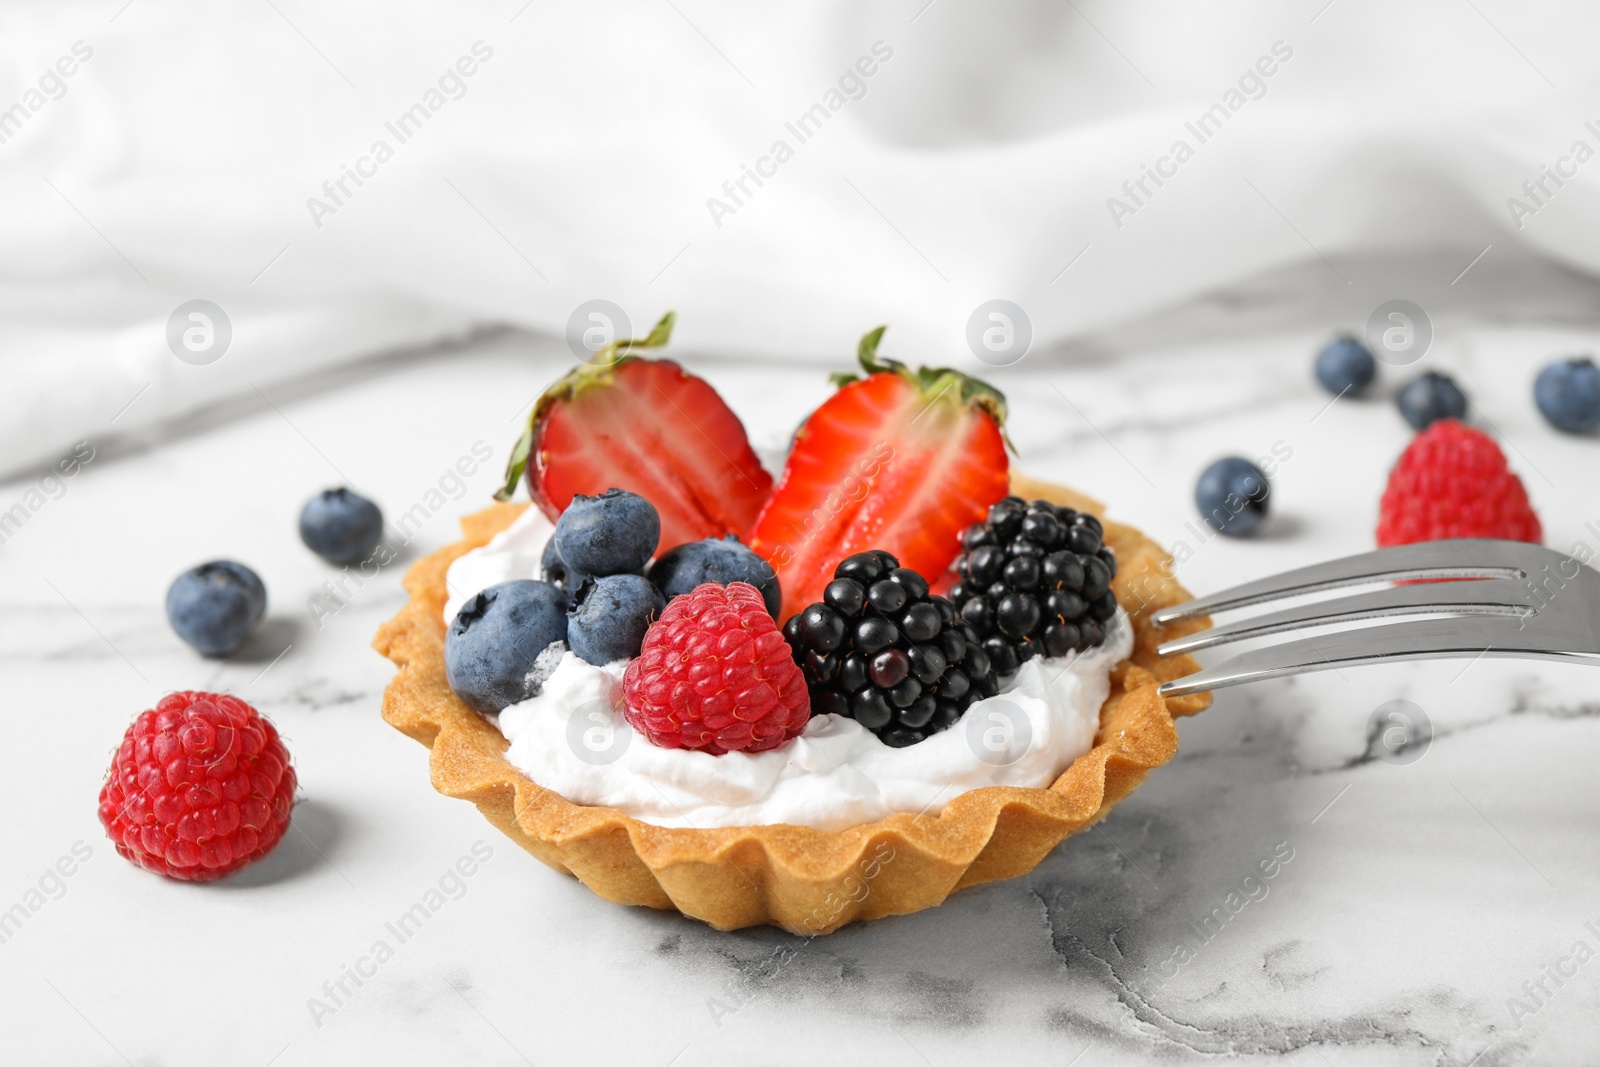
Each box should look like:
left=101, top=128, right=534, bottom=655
left=1156, top=578, right=1532, bottom=656
left=1157, top=616, right=1559, bottom=697
left=1152, top=539, right=1530, bottom=625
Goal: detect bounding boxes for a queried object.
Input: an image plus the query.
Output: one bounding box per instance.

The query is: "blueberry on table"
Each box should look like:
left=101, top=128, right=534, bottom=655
left=1534, top=356, right=1600, bottom=434
left=567, top=573, right=666, bottom=666
left=445, top=580, right=570, bottom=713
left=648, top=536, right=781, bottom=618
left=1397, top=371, right=1468, bottom=431
left=167, top=561, right=267, bottom=655
left=1195, top=457, right=1270, bottom=537
left=1314, top=336, right=1377, bottom=397
left=554, top=488, right=661, bottom=577
left=299, top=488, right=384, bottom=565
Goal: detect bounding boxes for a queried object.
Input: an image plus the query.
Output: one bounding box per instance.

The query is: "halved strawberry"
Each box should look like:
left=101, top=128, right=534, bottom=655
left=497, top=312, right=773, bottom=546
left=749, top=327, right=1011, bottom=621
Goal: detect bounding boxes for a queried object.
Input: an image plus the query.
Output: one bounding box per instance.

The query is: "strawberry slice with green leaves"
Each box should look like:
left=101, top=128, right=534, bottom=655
left=749, top=327, right=1011, bottom=621
left=497, top=312, right=774, bottom=547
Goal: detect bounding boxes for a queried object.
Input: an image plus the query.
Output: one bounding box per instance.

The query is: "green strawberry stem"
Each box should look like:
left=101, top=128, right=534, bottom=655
left=831, top=325, right=1013, bottom=447
left=495, top=311, right=677, bottom=502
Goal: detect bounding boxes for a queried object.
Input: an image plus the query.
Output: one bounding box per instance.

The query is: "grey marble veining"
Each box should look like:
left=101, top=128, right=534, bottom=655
left=1, top=303, right=1598, bottom=1066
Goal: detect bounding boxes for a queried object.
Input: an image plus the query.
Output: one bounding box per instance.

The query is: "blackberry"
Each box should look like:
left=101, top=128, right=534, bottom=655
left=782, top=549, right=998, bottom=748
left=949, top=496, right=1117, bottom=681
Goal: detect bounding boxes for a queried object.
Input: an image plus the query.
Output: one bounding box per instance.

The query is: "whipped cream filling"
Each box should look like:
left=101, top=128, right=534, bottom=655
left=444, top=506, right=1132, bottom=831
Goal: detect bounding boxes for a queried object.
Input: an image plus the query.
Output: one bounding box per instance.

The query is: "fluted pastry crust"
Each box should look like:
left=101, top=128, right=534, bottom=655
left=373, top=474, right=1211, bottom=933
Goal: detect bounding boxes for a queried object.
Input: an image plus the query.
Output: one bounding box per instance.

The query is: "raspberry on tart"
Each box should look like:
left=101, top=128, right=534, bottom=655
left=98, top=691, right=296, bottom=881
left=622, top=582, right=810, bottom=754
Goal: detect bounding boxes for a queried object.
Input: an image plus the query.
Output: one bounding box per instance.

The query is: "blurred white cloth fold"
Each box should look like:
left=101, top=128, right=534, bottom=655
left=4, top=0, right=1600, bottom=479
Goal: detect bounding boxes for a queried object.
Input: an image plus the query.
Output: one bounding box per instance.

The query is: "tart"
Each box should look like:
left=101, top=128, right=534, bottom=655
left=374, top=470, right=1211, bottom=934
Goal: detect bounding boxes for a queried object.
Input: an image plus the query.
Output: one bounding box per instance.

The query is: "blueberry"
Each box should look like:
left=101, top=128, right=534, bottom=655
left=1195, top=456, right=1270, bottom=537
left=1397, top=371, right=1467, bottom=430
left=444, top=579, right=569, bottom=713
left=648, top=536, right=781, bottom=617
left=541, top=537, right=568, bottom=588
left=1314, top=337, right=1377, bottom=397
left=1534, top=356, right=1600, bottom=434
left=298, top=488, right=383, bottom=565
left=566, top=573, right=665, bottom=666
left=166, top=561, right=267, bottom=655
left=554, top=488, right=660, bottom=577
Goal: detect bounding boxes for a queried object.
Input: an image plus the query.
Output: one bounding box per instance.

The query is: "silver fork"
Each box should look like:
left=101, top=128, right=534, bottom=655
left=1153, top=538, right=1600, bottom=697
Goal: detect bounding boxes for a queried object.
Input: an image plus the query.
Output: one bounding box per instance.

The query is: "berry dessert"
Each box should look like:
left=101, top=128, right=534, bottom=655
left=375, top=315, right=1212, bottom=934
left=1377, top=418, right=1542, bottom=547
left=949, top=496, right=1119, bottom=678
left=623, top=582, right=809, bottom=754
left=167, top=560, right=267, bottom=655
left=1314, top=336, right=1376, bottom=396
left=1398, top=370, right=1468, bottom=430
left=784, top=550, right=998, bottom=748
left=99, top=691, right=295, bottom=881
left=1534, top=356, right=1600, bottom=434
left=749, top=327, right=1010, bottom=620
left=299, top=487, right=384, bottom=565
left=1194, top=457, right=1271, bottom=537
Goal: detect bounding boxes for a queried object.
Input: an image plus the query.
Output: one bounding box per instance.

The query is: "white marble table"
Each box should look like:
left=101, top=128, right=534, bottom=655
left=3, top=281, right=1598, bottom=1066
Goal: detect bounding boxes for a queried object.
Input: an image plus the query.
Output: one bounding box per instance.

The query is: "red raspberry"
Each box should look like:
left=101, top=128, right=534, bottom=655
left=1377, top=419, right=1542, bottom=547
left=98, top=691, right=296, bottom=881
left=622, top=582, right=810, bottom=755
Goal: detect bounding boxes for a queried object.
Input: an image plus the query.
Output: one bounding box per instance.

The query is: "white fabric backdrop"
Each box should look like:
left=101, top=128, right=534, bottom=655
left=3, top=0, right=1599, bottom=479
